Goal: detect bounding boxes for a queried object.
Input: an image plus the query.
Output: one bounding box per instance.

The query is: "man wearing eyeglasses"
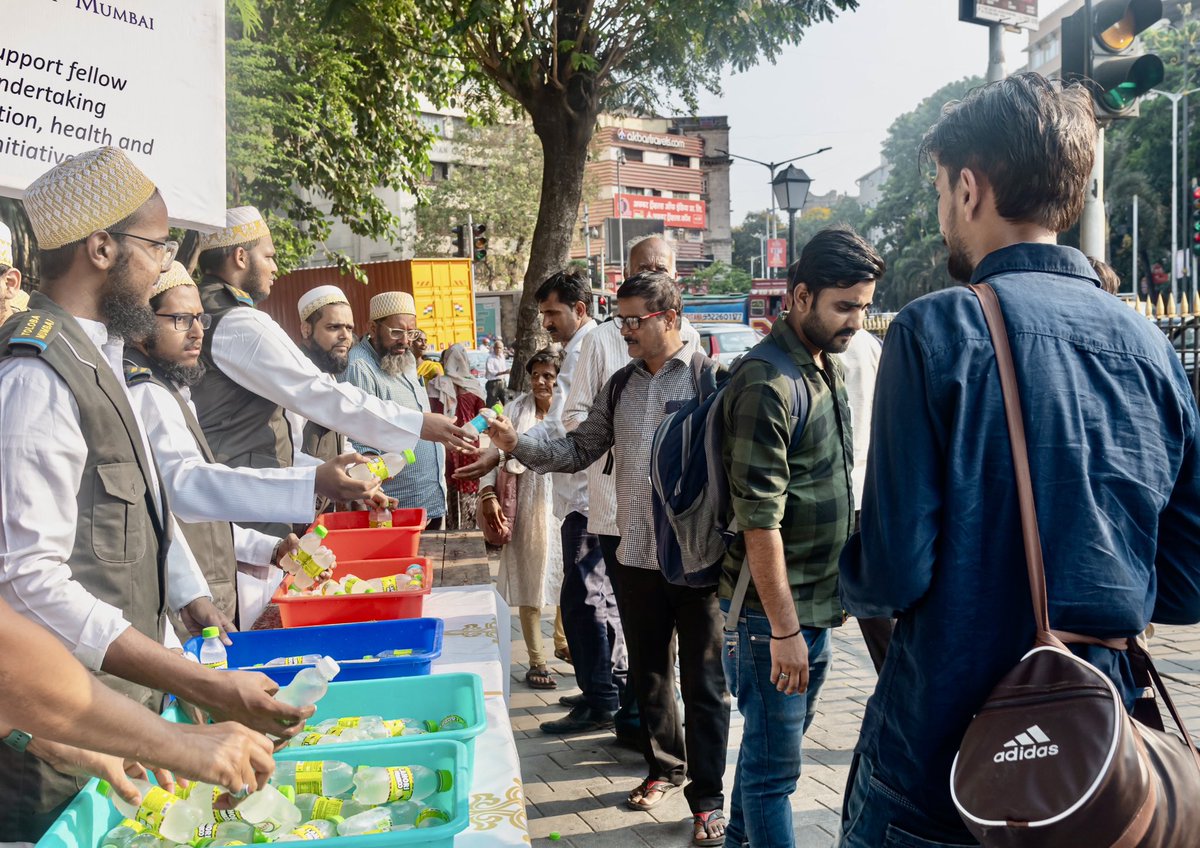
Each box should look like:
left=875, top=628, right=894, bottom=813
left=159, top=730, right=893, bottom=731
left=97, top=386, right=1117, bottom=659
left=341, top=292, right=447, bottom=530
left=0, top=148, right=311, bottom=841
left=124, top=265, right=384, bottom=631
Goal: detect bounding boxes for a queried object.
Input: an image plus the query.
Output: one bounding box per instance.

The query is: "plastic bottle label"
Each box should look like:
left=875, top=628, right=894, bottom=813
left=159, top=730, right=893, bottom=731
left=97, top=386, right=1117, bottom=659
left=291, top=549, right=323, bottom=580
left=380, top=575, right=399, bottom=592
left=213, top=809, right=245, bottom=824
left=342, top=577, right=361, bottom=592
left=299, top=732, right=325, bottom=746
left=365, top=456, right=389, bottom=481
left=415, top=808, right=451, bottom=827
left=311, top=797, right=343, bottom=819
left=194, top=823, right=218, bottom=840
left=336, top=717, right=361, bottom=727
left=385, top=766, right=415, bottom=802
left=134, top=786, right=178, bottom=832
left=383, top=720, right=406, bottom=736
left=326, top=726, right=353, bottom=737
left=294, top=761, right=325, bottom=794
left=440, top=714, right=467, bottom=730
left=118, top=819, right=145, bottom=834
left=290, top=824, right=326, bottom=840
left=202, top=660, right=228, bottom=669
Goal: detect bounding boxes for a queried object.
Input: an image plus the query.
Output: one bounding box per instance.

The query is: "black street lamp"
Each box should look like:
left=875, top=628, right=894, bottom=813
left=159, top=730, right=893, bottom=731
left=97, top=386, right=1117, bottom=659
left=772, top=165, right=813, bottom=267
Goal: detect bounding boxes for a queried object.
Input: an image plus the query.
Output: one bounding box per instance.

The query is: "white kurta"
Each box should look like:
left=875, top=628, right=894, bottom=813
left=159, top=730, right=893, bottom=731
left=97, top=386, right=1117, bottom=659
left=484, top=393, right=562, bottom=609
left=0, top=316, right=210, bottom=669
left=208, top=308, right=424, bottom=454
left=836, top=330, right=882, bottom=512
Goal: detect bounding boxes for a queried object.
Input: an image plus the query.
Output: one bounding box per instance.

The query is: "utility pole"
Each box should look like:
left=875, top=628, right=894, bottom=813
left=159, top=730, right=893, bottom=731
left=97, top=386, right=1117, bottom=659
left=615, top=151, right=626, bottom=274
left=1133, top=194, right=1139, bottom=296
left=987, top=22, right=1005, bottom=83
left=1080, top=127, right=1106, bottom=260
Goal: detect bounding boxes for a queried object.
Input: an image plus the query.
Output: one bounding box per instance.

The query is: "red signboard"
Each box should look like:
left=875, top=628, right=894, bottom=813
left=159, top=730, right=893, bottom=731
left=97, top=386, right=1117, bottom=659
left=615, top=194, right=707, bottom=230
left=766, top=238, right=788, bottom=269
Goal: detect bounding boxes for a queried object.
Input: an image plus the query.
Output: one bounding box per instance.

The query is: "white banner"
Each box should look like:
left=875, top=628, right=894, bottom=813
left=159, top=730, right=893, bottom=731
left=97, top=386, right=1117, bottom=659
left=0, top=0, right=226, bottom=230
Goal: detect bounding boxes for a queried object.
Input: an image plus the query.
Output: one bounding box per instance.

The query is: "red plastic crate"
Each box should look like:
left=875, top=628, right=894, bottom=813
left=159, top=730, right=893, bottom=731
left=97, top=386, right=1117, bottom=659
left=273, top=555, right=432, bottom=628
left=312, top=508, right=427, bottom=560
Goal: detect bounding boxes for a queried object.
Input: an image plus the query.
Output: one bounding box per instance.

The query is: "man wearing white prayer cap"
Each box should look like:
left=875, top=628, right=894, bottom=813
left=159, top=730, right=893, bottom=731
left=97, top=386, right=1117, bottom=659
left=189, top=208, right=476, bottom=539
left=342, top=291, right=447, bottom=528
left=295, top=284, right=355, bottom=469
left=124, top=266, right=382, bottom=630
left=0, top=148, right=304, bottom=841
left=0, top=220, right=23, bottom=325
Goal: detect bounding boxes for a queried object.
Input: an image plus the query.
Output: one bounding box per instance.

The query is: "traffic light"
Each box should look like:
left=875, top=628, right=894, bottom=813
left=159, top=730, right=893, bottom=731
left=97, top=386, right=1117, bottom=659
left=472, top=223, right=488, bottom=262
left=1061, top=0, right=1164, bottom=118
left=1191, top=182, right=1200, bottom=255
left=451, top=224, right=467, bottom=258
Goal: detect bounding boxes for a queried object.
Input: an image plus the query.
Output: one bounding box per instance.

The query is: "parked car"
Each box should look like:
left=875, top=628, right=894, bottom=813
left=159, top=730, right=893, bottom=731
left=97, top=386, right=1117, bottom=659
left=692, top=323, right=761, bottom=367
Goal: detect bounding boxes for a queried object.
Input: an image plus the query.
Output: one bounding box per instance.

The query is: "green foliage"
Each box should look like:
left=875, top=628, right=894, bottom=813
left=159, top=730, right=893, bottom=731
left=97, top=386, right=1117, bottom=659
left=731, top=210, right=784, bottom=276
left=412, top=122, right=543, bottom=290
left=793, top=195, right=867, bottom=256
left=681, top=261, right=753, bottom=295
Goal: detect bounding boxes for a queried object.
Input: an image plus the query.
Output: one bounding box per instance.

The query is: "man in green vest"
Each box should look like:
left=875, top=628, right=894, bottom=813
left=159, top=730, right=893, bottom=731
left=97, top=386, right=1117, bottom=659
left=0, top=148, right=310, bottom=841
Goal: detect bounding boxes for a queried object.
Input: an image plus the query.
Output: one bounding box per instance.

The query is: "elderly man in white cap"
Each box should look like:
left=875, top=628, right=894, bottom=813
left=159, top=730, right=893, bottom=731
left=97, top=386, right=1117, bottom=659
left=295, top=284, right=355, bottom=464
left=189, top=207, right=474, bottom=539
left=125, top=266, right=383, bottom=630
left=0, top=148, right=299, bottom=841
left=342, top=291, right=447, bottom=529
left=0, top=220, right=23, bottom=325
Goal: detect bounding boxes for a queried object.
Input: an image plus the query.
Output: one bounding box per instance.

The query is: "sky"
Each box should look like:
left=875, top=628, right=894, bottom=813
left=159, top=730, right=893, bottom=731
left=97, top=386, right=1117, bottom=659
left=694, top=0, right=1071, bottom=224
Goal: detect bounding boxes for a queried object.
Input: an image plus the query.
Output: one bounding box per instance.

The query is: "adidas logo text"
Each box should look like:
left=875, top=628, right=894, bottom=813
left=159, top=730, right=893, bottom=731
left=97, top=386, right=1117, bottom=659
left=992, top=724, right=1060, bottom=764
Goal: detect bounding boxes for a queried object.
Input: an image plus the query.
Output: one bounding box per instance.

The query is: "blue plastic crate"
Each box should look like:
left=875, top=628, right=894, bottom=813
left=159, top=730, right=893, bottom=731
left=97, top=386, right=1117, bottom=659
left=281, top=673, right=486, bottom=768
left=38, top=738, right=471, bottom=848
left=183, top=618, right=443, bottom=685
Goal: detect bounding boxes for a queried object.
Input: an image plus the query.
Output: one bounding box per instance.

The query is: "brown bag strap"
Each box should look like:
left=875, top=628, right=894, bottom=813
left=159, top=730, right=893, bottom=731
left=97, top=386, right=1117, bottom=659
left=969, top=283, right=1199, bottom=764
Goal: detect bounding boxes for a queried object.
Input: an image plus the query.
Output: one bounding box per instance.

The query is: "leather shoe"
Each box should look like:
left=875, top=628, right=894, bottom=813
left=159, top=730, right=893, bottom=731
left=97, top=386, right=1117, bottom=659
left=540, top=705, right=615, bottom=735
left=559, top=693, right=586, bottom=708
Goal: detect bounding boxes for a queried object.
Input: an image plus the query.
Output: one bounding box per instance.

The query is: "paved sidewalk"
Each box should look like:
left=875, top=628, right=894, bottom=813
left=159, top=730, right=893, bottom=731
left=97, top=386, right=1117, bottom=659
left=507, top=609, right=1200, bottom=848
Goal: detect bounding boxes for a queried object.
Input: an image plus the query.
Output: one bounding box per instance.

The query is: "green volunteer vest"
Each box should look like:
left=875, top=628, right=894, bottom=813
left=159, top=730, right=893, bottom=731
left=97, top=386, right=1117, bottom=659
left=0, top=292, right=168, bottom=835
left=124, top=347, right=239, bottom=627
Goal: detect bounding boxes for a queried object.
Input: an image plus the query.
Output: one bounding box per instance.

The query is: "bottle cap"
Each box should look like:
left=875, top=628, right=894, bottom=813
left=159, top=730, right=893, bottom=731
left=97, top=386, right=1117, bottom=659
left=251, top=831, right=269, bottom=844
left=423, top=720, right=439, bottom=733
left=315, top=656, right=341, bottom=681
left=95, top=779, right=112, bottom=797
left=278, top=785, right=296, bottom=803
left=402, top=449, right=417, bottom=464
left=312, top=524, right=328, bottom=539
left=491, top=402, right=505, bottom=415
left=328, top=816, right=345, bottom=826
left=201, top=626, right=221, bottom=639
left=436, top=769, right=453, bottom=793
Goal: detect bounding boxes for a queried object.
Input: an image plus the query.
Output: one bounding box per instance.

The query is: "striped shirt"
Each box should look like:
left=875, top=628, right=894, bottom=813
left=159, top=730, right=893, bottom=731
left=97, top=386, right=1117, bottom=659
left=516, top=337, right=701, bottom=569
left=341, top=336, right=446, bottom=518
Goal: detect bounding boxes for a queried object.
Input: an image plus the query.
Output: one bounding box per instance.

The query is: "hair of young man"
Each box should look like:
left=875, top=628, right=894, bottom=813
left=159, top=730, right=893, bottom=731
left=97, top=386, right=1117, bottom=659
left=525, top=349, right=563, bottom=376
left=1088, top=256, right=1121, bottom=295
left=197, top=238, right=262, bottom=276
left=616, top=270, right=682, bottom=315
left=788, top=225, right=885, bottom=299
left=535, top=269, right=593, bottom=316
left=38, top=206, right=145, bottom=283
left=918, top=73, right=1096, bottom=234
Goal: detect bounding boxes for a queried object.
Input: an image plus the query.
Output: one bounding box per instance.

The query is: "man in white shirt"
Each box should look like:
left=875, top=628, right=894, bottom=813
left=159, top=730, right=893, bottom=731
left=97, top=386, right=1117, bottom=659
left=0, top=148, right=310, bottom=840
left=189, top=207, right=476, bottom=539
left=125, top=265, right=382, bottom=629
left=0, top=219, right=23, bottom=326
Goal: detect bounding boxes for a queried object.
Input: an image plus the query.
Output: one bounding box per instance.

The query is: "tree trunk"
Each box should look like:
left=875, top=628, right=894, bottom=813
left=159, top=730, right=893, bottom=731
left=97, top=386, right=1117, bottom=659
left=508, top=91, right=597, bottom=393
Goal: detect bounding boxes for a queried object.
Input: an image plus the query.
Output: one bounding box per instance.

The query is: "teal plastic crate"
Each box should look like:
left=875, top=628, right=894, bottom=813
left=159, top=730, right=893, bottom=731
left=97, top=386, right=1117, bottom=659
left=38, top=738, right=471, bottom=848
left=282, top=673, right=486, bottom=769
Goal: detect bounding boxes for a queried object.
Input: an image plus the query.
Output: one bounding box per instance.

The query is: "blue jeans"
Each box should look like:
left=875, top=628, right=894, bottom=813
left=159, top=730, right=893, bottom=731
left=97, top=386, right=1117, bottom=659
left=836, top=753, right=979, bottom=848
left=720, top=601, right=831, bottom=848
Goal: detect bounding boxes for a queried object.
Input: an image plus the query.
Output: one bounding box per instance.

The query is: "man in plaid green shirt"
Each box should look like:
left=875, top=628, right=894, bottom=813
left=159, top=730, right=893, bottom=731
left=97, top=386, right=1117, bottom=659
left=718, top=225, right=882, bottom=848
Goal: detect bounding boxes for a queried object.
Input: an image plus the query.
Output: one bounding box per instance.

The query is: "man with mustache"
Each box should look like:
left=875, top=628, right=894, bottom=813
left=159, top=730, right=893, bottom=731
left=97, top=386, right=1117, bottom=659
left=296, top=284, right=355, bottom=464
left=342, top=292, right=447, bottom=529
left=124, top=267, right=381, bottom=630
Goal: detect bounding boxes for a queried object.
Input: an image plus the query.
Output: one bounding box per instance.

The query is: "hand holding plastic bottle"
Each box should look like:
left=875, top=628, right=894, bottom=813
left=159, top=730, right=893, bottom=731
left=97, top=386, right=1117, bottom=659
left=202, top=670, right=314, bottom=740
left=485, top=414, right=519, bottom=452
left=313, top=453, right=386, bottom=504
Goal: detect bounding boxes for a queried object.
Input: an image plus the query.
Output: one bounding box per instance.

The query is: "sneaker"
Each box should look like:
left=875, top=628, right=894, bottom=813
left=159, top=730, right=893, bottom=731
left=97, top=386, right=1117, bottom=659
left=540, top=705, right=615, bottom=735
left=559, top=693, right=587, bottom=708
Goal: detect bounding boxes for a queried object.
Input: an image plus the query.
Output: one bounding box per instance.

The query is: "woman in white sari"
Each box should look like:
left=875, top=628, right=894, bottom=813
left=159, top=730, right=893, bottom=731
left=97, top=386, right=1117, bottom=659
left=479, top=350, right=564, bottom=689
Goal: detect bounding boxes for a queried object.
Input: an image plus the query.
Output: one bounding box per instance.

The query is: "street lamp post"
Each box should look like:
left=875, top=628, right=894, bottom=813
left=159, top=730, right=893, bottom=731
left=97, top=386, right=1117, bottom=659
left=1150, top=86, right=1200, bottom=306
left=772, top=165, right=813, bottom=268
left=717, top=146, right=831, bottom=279
left=615, top=150, right=626, bottom=275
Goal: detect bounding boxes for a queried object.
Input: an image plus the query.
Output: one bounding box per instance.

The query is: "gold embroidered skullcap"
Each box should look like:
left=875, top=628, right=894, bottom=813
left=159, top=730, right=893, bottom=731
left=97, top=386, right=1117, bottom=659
left=24, top=146, right=156, bottom=250
left=10, top=289, right=29, bottom=312
left=152, top=261, right=196, bottom=298
left=0, top=220, right=11, bottom=267
left=298, top=285, right=350, bottom=321
left=196, top=206, right=271, bottom=252
left=370, top=291, right=416, bottom=321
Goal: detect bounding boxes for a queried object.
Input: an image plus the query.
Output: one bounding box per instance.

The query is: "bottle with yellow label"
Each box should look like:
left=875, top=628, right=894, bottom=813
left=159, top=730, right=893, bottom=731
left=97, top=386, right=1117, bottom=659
left=351, top=764, right=453, bottom=805
left=97, top=779, right=203, bottom=843
left=294, top=794, right=371, bottom=822
left=281, top=526, right=336, bottom=590
left=100, top=818, right=145, bottom=848
left=273, top=818, right=340, bottom=842
left=271, top=760, right=354, bottom=797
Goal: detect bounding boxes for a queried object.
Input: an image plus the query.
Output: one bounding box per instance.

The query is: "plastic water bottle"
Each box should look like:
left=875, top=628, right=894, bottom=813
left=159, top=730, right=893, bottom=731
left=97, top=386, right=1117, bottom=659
left=405, top=563, right=425, bottom=587
left=465, top=403, right=504, bottom=449
left=351, top=764, right=453, bottom=805
left=386, top=800, right=451, bottom=830
left=439, top=714, right=468, bottom=731
left=335, top=808, right=393, bottom=836
left=382, top=717, right=436, bottom=736
left=294, top=794, right=370, bottom=822
left=199, top=628, right=227, bottom=669
left=97, top=779, right=203, bottom=843
left=101, top=818, right=146, bottom=848
left=192, top=821, right=262, bottom=846
left=263, top=654, right=324, bottom=667
left=341, top=575, right=370, bottom=595
left=175, top=781, right=218, bottom=821
left=275, top=656, right=340, bottom=708
left=273, top=819, right=340, bottom=842
left=348, top=450, right=417, bottom=484
left=316, top=726, right=371, bottom=745
left=271, top=760, right=354, bottom=797
left=233, top=785, right=300, bottom=835
left=127, top=834, right=171, bottom=848
left=281, top=526, right=336, bottom=590
left=374, top=649, right=414, bottom=659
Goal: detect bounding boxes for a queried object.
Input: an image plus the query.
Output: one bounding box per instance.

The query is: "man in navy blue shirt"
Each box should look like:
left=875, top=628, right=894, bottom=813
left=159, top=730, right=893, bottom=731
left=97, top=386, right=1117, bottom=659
left=837, top=73, right=1200, bottom=847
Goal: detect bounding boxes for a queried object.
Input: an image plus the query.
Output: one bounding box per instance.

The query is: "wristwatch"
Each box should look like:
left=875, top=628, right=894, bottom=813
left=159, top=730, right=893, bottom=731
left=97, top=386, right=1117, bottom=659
left=2, top=728, right=32, bottom=752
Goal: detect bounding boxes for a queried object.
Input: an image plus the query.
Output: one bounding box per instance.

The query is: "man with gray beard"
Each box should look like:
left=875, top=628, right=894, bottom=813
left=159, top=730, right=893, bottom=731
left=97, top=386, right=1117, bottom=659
left=342, top=291, right=447, bottom=529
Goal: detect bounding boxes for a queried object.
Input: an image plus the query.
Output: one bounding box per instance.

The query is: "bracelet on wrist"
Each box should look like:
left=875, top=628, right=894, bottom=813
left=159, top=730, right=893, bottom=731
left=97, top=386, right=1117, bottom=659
left=770, top=628, right=802, bottom=641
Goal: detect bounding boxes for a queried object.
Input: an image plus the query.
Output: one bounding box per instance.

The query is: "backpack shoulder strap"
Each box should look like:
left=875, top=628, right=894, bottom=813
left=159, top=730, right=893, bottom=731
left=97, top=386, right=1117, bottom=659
left=603, top=362, right=637, bottom=476
left=737, top=338, right=810, bottom=442
left=689, top=349, right=721, bottom=401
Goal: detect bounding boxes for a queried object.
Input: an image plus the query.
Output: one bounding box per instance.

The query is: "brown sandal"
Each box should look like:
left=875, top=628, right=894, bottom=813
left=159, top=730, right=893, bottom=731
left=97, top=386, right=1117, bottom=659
left=525, top=666, right=557, bottom=690
left=626, top=777, right=679, bottom=810
left=692, top=810, right=726, bottom=846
